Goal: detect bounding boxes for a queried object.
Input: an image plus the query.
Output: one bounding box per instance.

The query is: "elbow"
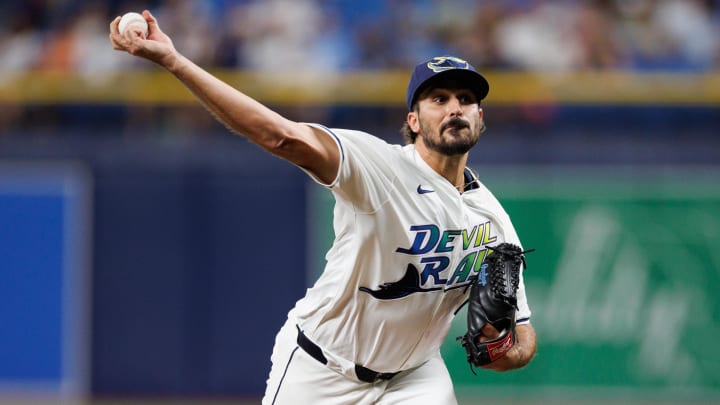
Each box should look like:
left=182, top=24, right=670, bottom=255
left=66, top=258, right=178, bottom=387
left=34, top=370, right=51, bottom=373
left=259, top=124, right=300, bottom=157
left=513, top=351, right=536, bottom=370
left=265, top=134, right=290, bottom=154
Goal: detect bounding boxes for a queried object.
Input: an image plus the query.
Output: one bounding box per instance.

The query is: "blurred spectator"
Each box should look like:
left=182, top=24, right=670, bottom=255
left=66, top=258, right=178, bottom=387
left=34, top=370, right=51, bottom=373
left=2, top=0, right=719, bottom=74
left=494, top=1, right=588, bottom=71
left=448, top=2, right=514, bottom=69
left=610, top=0, right=684, bottom=70
left=0, top=19, right=41, bottom=85
left=229, top=0, right=348, bottom=71
left=69, top=5, right=136, bottom=82
left=153, top=0, right=219, bottom=68
left=653, top=0, right=720, bottom=70
left=345, top=0, right=479, bottom=69
left=574, top=0, right=626, bottom=69
left=1, top=0, right=720, bottom=137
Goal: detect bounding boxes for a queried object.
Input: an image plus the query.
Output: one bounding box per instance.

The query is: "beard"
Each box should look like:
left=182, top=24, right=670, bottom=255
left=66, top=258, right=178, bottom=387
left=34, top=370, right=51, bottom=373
left=419, top=116, right=484, bottom=156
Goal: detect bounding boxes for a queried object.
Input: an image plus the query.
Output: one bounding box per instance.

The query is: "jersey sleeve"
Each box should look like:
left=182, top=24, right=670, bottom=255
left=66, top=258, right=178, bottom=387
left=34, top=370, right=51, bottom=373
left=305, top=125, right=400, bottom=213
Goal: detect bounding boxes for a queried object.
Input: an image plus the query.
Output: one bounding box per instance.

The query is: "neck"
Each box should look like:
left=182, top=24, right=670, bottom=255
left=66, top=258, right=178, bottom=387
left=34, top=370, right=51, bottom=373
left=415, top=140, right=469, bottom=191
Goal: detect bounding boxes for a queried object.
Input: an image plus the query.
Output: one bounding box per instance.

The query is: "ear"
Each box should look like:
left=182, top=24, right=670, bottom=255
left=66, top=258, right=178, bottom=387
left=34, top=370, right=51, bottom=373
left=407, top=111, right=420, bottom=133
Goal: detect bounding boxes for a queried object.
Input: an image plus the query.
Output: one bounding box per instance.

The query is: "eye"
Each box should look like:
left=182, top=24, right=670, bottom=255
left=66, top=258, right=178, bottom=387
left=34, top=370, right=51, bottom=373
left=459, top=93, right=476, bottom=104
left=433, top=95, right=447, bottom=103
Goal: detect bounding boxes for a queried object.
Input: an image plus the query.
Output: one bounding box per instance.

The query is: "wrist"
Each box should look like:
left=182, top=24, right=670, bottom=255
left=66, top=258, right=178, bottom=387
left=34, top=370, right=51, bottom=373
left=161, top=51, right=183, bottom=74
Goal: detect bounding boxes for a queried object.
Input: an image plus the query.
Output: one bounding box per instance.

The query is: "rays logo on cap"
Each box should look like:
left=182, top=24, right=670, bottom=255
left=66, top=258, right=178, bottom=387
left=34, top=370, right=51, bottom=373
left=406, top=55, right=489, bottom=110
left=427, top=56, right=470, bottom=73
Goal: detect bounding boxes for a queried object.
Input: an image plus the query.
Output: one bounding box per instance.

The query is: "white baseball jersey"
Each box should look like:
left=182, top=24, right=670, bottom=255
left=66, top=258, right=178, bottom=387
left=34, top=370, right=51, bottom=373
left=290, top=125, right=531, bottom=374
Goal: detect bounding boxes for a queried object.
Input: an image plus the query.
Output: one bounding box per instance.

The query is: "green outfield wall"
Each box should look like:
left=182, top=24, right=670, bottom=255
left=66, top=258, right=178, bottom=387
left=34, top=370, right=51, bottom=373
left=308, top=166, right=720, bottom=402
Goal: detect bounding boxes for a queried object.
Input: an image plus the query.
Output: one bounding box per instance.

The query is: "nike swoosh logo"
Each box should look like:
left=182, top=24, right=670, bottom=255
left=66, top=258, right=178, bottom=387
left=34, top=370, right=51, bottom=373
left=417, top=185, right=435, bottom=194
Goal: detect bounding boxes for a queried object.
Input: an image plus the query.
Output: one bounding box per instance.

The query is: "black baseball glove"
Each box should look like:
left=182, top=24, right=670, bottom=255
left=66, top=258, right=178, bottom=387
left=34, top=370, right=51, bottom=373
left=457, top=243, right=533, bottom=370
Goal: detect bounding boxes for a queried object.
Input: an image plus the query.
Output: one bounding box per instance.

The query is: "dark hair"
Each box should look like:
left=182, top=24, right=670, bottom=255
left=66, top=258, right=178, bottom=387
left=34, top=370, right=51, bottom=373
left=400, top=121, right=418, bottom=144
left=400, top=104, right=419, bottom=144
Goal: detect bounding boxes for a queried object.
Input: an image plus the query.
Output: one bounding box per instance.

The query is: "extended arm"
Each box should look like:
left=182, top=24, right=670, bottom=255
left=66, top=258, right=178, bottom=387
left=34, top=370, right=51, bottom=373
left=109, top=10, right=340, bottom=184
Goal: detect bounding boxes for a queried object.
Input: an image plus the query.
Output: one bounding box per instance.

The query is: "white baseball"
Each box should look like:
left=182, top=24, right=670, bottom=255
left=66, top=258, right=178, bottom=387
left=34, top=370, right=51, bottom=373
left=118, top=12, right=148, bottom=38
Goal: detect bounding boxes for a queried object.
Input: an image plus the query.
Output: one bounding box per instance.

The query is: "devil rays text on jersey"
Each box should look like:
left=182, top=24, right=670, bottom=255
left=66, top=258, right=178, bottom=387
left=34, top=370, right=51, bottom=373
left=360, top=221, right=497, bottom=299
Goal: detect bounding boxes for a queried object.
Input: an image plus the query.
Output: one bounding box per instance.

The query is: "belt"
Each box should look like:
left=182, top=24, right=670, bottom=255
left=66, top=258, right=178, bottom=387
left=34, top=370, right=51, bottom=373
left=296, top=325, right=400, bottom=383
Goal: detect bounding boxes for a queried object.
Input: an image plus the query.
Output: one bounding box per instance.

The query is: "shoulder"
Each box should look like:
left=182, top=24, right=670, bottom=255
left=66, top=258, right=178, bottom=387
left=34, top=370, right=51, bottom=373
left=332, top=127, right=398, bottom=150
left=311, top=125, right=405, bottom=161
left=307, top=125, right=379, bottom=142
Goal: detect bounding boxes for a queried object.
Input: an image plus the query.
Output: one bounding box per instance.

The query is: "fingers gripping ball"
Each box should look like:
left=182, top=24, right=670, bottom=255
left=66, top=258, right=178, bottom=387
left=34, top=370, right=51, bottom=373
left=458, top=243, right=534, bottom=370
left=119, top=12, right=149, bottom=38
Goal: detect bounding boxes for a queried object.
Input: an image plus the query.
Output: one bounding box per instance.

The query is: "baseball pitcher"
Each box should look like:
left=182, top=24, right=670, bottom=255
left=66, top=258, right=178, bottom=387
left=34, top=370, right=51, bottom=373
left=110, top=11, right=537, bottom=405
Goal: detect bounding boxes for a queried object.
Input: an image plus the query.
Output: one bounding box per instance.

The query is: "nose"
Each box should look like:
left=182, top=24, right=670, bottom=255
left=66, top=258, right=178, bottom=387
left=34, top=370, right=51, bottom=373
left=447, top=96, right=463, bottom=116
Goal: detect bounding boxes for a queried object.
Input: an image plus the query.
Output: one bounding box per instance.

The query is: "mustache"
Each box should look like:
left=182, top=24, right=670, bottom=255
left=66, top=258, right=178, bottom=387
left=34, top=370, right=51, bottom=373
left=440, top=117, right=470, bottom=133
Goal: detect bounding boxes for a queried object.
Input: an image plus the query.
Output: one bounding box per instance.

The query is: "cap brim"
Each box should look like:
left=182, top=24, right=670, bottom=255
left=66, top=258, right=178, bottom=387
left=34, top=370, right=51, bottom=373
left=411, top=69, right=489, bottom=107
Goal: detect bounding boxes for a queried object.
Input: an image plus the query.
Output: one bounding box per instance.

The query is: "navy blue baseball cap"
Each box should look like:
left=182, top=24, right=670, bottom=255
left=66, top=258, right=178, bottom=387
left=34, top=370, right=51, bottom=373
left=406, top=56, right=489, bottom=111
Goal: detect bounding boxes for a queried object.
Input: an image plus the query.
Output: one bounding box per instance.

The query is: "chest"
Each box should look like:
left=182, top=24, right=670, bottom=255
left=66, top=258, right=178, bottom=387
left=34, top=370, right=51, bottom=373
left=370, top=182, right=503, bottom=286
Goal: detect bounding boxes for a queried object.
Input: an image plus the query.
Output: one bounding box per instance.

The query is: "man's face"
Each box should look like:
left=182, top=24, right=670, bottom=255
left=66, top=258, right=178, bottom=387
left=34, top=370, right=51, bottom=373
left=410, top=84, right=484, bottom=156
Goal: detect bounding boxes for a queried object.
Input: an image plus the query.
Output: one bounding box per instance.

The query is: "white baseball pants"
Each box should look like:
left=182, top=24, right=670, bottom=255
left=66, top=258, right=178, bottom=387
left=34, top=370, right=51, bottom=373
left=262, top=318, right=458, bottom=405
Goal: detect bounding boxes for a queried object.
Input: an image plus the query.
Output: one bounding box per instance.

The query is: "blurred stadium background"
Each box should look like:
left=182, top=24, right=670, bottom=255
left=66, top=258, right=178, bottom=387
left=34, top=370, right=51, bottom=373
left=1, top=0, right=719, bottom=404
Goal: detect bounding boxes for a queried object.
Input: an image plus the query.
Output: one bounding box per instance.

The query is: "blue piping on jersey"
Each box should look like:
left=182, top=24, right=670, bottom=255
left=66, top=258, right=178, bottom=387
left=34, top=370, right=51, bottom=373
left=313, top=123, right=345, bottom=163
